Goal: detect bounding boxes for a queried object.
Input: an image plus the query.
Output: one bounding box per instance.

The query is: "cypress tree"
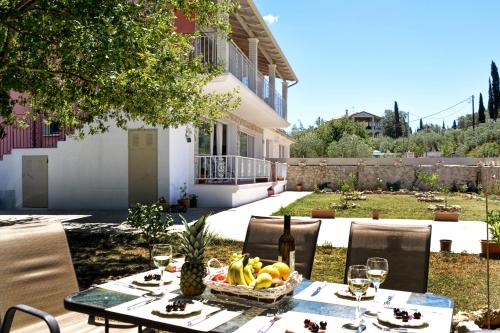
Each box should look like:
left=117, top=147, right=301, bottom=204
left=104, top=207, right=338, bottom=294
left=419, top=118, right=423, bottom=131
left=488, top=79, right=494, bottom=119
left=442, top=121, right=445, bottom=130
left=452, top=120, right=457, bottom=129
left=492, top=61, right=500, bottom=120
left=478, top=93, right=486, bottom=123
left=394, top=101, right=402, bottom=138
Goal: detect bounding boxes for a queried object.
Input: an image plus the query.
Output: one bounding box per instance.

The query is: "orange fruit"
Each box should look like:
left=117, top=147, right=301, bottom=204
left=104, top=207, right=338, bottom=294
left=272, top=262, right=291, bottom=280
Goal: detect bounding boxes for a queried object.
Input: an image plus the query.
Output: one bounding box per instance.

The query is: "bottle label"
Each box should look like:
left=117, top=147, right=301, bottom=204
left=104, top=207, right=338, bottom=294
left=278, top=255, right=283, bottom=262
left=289, top=251, right=296, bottom=272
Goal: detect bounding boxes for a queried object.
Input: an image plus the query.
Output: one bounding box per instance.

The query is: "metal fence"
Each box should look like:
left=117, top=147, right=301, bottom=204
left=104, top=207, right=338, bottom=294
left=195, top=155, right=271, bottom=184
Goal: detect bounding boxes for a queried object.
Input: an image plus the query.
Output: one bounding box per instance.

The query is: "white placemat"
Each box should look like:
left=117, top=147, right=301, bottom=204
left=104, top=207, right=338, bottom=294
left=97, top=269, right=180, bottom=295
left=294, top=282, right=411, bottom=308
left=107, top=295, right=243, bottom=332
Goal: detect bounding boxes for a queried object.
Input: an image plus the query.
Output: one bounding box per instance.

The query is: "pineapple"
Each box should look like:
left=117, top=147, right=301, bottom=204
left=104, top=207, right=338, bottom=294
left=179, top=214, right=211, bottom=296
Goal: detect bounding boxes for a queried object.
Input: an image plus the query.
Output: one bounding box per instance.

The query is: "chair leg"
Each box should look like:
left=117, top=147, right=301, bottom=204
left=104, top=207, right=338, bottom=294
left=104, top=318, right=109, bottom=333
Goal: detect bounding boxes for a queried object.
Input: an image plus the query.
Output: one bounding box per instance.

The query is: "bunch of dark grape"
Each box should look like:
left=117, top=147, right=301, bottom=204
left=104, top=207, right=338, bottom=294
left=144, top=274, right=161, bottom=281
left=303, top=319, right=327, bottom=332
left=165, top=301, right=187, bottom=312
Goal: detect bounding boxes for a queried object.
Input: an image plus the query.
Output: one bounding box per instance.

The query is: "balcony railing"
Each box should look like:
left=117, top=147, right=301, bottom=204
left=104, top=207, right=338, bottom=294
left=194, top=34, right=285, bottom=118
left=195, top=155, right=271, bottom=184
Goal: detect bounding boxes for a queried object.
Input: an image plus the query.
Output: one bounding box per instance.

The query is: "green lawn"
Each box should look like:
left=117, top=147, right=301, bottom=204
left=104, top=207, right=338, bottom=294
left=67, top=231, right=500, bottom=312
left=272, top=193, right=500, bottom=221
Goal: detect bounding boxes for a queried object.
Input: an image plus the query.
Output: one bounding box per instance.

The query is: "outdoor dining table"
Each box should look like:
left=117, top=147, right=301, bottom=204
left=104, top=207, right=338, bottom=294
left=64, top=267, right=454, bottom=333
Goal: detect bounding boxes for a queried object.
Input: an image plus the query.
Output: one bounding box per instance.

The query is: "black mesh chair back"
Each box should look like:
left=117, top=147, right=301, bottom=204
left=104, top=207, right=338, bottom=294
left=242, top=216, right=322, bottom=279
left=344, top=222, right=432, bottom=293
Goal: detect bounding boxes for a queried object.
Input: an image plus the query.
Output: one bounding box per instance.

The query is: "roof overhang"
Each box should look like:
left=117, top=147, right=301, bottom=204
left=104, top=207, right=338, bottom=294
left=229, top=0, right=297, bottom=82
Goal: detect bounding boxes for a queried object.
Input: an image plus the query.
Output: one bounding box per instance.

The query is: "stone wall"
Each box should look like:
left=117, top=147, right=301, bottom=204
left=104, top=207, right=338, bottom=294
left=278, top=158, right=500, bottom=192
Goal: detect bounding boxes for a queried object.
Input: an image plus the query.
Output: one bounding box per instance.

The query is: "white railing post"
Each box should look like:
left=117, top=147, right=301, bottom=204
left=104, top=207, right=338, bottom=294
left=268, top=64, right=276, bottom=109
left=234, top=156, right=238, bottom=184
left=216, top=35, right=229, bottom=72
left=248, top=38, right=259, bottom=92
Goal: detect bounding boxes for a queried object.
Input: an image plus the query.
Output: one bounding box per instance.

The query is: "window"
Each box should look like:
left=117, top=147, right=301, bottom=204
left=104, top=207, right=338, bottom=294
left=279, top=145, right=286, bottom=158
left=239, top=131, right=254, bottom=157
left=198, top=127, right=211, bottom=155
left=42, top=122, right=61, bottom=136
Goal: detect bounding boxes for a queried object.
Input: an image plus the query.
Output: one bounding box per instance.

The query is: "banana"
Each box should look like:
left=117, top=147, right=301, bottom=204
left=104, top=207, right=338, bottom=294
left=243, top=264, right=255, bottom=285
left=227, top=257, right=247, bottom=286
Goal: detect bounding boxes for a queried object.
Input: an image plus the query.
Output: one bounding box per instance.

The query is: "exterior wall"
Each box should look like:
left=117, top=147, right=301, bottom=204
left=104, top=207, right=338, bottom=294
left=263, top=129, right=292, bottom=158
left=283, top=158, right=500, bottom=191
left=0, top=122, right=173, bottom=209
left=168, top=125, right=194, bottom=203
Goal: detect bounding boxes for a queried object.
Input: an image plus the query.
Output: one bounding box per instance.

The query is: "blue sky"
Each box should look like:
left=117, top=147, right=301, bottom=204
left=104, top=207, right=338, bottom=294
left=253, top=0, right=500, bottom=130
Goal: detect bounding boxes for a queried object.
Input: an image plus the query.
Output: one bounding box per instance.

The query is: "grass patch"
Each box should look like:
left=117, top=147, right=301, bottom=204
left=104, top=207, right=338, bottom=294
left=272, top=193, right=500, bottom=221
left=67, top=231, right=499, bottom=312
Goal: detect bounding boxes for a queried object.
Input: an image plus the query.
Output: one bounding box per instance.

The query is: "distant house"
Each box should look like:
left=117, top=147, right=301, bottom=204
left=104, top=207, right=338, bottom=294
left=346, top=111, right=383, bottom=138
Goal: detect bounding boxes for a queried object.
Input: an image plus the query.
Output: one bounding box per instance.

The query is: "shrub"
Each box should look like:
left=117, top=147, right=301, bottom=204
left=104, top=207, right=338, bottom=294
left=467, top=142, right=500, bottom=158
left=327, top=134, right=372, bottom=158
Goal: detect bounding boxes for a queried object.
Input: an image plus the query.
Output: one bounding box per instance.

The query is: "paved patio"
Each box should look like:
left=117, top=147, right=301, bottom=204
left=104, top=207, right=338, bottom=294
left=0, top=191, right=488, bottom=253
left=204, top=191, right=488, bottom=254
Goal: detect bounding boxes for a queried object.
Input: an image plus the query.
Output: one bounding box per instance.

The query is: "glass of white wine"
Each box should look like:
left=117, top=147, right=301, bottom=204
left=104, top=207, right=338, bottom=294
left=342, top=265, right=371, bottom=331
left=152, top=244, right=172, bottom=296
left=365, top=257, right=389, bottom=317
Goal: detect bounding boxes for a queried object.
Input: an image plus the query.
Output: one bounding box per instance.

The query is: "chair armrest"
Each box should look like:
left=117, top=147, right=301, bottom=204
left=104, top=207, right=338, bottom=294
left=1, top=304, right=60, bottom=333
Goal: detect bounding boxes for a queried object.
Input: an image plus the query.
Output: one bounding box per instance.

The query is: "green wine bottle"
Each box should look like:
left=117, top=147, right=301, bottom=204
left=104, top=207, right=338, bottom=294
left=279, top=215, right=295, bottom=272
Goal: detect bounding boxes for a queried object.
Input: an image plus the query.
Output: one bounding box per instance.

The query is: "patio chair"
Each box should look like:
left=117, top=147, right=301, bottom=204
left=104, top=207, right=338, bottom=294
left=0, top=221, right=137, bottom=333
left=344, top=222, right=432, bottom=293
left=242, top=216, right=322, bottom=279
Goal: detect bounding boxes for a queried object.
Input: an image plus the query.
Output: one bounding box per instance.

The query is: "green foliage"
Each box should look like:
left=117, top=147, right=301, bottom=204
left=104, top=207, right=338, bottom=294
left=327, top=134, right=372, bottom=158
left=340, top=181, right=351, bottom=194
left=467, top=142, right=500, bottom=158
left=0, top=0, right=239, bottom=137
left=478, top=93, right=486, bottom=124
left=126, top=202, right=173, bottom=263
left=290, top=131, right=324, bottom=157
left=491, top=61, right=500, bottom=120
left=486, top=210, right=500, bottom=243
left=417, top=171, right=439, bottom=191
left=179, top=182, right=188, bottom=199
left=383, top=109, right=409, bottom=139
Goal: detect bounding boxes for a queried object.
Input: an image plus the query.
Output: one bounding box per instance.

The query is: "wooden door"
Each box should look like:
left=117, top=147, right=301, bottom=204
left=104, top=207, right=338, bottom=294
left=22, top=155, right=48, bottom=208
left=128, top=129, right=158, bottom=206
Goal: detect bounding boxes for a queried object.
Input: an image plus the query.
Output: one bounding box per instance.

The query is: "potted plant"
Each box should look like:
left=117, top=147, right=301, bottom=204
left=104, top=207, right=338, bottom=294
left=178, top=183, right=190, bottom=210
left=311, top=208, right=336, bottom=219
left=432, top=185, right=460, bottom=222
left=439, top=239, right=452, bottom=252
left=189, top=194, right=198, bottom=208
left=372, top=210, right=380, bottom=220
left=481, top=210, right=500, bottom=258
left=296, top=182, right=303, bottom=192
left=158, top=196, right=169, bottom=212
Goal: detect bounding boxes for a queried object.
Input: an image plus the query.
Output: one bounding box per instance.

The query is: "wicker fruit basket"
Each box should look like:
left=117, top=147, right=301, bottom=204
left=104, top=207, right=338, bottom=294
left=203, top=259, right=302, bottom=304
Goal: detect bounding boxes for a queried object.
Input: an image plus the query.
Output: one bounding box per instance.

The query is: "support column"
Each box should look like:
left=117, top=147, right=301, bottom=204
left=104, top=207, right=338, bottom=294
left=216, top=35, right=229, bottom=72
left=281, top=80, right=288, bottom=120
left=371, top=116, right=375, bottom=138
left=268, top=63, right=276, bottom=108
left=248, top=38, right=259, bottom=92
left=216, top=122, right=223, bottom=156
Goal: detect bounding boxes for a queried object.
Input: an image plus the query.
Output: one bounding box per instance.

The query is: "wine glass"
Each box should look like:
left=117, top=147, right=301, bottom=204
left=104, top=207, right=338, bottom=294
left=342, top=265, right=370, bottom=331
left=364, top=257, right=389, bottom=317
left=152, top=244, right=172, bottom=296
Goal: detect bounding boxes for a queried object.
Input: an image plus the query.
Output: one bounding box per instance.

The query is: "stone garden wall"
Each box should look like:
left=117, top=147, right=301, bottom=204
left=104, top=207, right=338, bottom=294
left=270, top=158, right=500, bottom=192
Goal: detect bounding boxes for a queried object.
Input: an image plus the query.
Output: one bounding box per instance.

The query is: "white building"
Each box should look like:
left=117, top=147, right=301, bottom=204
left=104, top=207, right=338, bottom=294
left=0, top=0, right=296, bottom=210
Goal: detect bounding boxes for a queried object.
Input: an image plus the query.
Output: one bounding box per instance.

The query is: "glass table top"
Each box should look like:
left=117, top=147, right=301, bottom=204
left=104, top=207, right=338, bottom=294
left=66, top=280, right=454, bottom=333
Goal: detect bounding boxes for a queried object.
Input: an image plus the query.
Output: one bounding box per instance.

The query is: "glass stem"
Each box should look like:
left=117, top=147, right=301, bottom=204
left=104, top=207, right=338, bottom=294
left=373, top=283, right=380, bottom=310
left=160, top=269, right=165, bottom=293
left=356, top=295, right=361, bottom=324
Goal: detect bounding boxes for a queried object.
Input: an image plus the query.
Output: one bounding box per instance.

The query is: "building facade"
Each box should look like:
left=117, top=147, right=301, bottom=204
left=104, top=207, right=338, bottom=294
left=347, top=111, right=384, bottom=138
left=0, top=0, right=296, bottom=209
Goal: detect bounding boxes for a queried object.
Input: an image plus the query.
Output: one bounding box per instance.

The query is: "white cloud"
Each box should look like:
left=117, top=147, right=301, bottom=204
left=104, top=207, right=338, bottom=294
left=263, top=14, right=279, bottom=25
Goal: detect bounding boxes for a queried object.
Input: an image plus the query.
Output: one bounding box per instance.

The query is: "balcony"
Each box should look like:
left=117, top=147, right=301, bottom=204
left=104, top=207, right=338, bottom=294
left=195, top=155, right=272, bottom=184
left=194, top=34, right=286, bottom=119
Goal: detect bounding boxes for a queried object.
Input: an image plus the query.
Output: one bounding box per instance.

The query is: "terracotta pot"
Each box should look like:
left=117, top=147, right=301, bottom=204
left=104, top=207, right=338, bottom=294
left=311, top=209, right=336, bottom=219
left=177, top=198, right=190, bottom=210
left=440, top=239, right=452, bottom=252
left=267, top=188, right=275, bottom=197
left=480, top=240, right=500, bottom=258
left=433, top=211, right=459, bottom=222
left=372, top=210, right=380, bottom=220
left=296, top=185, right=302, bottom=192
